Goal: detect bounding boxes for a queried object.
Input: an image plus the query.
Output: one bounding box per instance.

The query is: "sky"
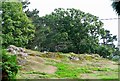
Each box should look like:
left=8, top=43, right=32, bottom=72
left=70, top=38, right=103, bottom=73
left=28, top=0, right=118, bottom=45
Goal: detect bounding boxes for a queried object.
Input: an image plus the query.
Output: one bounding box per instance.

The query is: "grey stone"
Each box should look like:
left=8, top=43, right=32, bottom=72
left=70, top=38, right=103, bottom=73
left=7, top=45, right=28, bottom=65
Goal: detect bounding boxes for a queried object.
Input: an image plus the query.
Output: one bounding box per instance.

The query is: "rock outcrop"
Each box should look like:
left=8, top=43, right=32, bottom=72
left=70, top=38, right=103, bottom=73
left=7, top=45, right=28, bottom=57
left=7, top=45, right=28, bottom=65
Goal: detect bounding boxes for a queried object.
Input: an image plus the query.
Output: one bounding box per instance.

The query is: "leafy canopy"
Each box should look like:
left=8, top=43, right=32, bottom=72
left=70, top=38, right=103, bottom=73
left=2, top=2, right=35, bottom=48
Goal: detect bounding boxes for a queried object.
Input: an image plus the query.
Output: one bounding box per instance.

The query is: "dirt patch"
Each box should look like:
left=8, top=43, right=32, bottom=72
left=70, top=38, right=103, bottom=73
left=17, top=73, right=40, bottom=79
left=80, top=73, right=99, bottom=79
left=41, top=65, right=57, bottom=74
left=92, top=60, right=118, bottom=69
left=20, top=56, right=57, bottom=74
left=27, top=56, right=45, bottom=63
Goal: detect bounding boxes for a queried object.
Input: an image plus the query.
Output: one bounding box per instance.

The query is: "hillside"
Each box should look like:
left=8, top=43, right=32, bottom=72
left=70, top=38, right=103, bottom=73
left=10, top=48, right=118, bottom=79
left=2, top=1, right=120, bottom=80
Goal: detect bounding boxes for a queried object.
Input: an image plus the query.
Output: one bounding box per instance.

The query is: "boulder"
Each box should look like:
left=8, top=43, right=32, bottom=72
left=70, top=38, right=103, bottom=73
left=69, top=56, right=79, bottom=61
left=7, top=45, right=28, bottom=65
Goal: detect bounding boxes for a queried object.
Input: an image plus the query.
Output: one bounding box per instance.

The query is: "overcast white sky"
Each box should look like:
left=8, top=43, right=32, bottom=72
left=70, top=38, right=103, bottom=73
left=28, top=0, right=118, bottom=45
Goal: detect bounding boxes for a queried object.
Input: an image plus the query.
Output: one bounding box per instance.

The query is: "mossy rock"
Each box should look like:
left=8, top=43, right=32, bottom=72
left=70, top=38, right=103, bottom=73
left=25, top=49, right=42, bottom=56
left=39, top=52, right=64, bottom=59
left=84, top=55, right=93, bottom=61
left=78, top=54, right=101, bottom=61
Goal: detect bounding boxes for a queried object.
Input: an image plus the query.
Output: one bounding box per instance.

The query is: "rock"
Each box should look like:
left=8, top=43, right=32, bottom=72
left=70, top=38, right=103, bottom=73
left=7, top=45, right=28, bottom=56
left=17, top=57, right=27, bottom=65
left=18, top=52, right=28, bottom=59
left=19, top=47, right=25, bottom=52
left=12, top=50, right=17, bottom=54
left=7, top=45, right=28, bottom=65
left=27, top=53, right=36, bottom=56
left=69, top=56, right=79, bottom=61
left=43, top=51, right=48, bottom=54
left=7, top=47, right=13, bottom=52
left=92, top=54, right=100, bottom=58
left=8, top=45, right=19, bottom=51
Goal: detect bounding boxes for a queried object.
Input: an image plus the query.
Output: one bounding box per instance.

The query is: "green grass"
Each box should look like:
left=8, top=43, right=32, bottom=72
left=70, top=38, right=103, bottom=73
left=87, top=72, right=118, bottom=79
left=52, top=63, right=91, bottom=78
left=20, top=71, right=60, bottom=79
left=44, top=58, right=118, bottom=79
left=16, top=50, right=118, bottom=79
left=88, top=67, right=113, bottom=71
left=24, top=71, right=47, bottom=75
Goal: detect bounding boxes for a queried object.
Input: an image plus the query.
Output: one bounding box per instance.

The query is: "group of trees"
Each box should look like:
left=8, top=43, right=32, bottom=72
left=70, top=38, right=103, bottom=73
left=1, top=0, right=120, bottom=58
left=22, top=1, right=119, bottom=58
left=31, top=8, right=118, bottom=56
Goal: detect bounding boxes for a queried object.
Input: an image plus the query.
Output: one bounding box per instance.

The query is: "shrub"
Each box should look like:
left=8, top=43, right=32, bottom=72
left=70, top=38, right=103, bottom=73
left=1, top=49, right=20, bottom=80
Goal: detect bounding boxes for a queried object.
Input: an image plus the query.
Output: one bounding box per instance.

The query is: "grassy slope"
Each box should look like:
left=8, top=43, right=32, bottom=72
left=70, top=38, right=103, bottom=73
left=16, top=49, right=118, bottom=79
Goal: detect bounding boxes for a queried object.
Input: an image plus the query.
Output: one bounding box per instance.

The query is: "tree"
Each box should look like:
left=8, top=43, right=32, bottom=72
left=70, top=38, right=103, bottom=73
left=21, top=0, right=40, bottom=29
left=101, top=30, right=117, bottom=46
left=21, top=0, right=30, bottom=10
left=112, top=1, right=120, bottom=15
left=2, top=2, right=35, bottom=48
left=111, top=1, right=120, bottom=57
left=21, top=0, right=43, bottom=49
left=33, top=8, right=104, bottom=54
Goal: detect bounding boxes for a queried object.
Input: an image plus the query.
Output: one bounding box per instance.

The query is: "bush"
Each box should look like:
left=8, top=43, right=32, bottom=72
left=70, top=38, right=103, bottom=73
left=95, top=45, right=114, bottom=58
left=1, top=49, right=20, bottom=80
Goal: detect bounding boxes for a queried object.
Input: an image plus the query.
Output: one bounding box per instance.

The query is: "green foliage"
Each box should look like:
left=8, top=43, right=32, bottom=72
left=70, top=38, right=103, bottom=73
left=21, top=1, right=118, bottom=58
left=1, top=49, right=20, bottom=80
left=2, top=2, right=35, bottom=48
left=21, top=1, right=41, bottom=49
left=32, top=8, right=103, bottom=53
left=94, top=45, right=114, bottom=58
left=100, top=30, right=117, bottom=46
left=23, top=7, right=117, bottom=58
left=21, top=0, right=30, bottom=10
left=1, top=0, right=117, bottom=58
left=112, top=1, right=120, bottom=15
